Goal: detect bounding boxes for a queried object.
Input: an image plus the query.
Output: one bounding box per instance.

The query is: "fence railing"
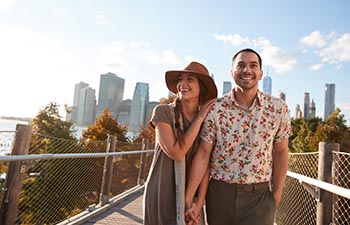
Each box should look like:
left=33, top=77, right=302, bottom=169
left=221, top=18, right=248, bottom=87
left=1, top=124, right=350, bottom=225
left=0, top=124, right=154, bottom=225
left=276, top=144, right=350, bottom=225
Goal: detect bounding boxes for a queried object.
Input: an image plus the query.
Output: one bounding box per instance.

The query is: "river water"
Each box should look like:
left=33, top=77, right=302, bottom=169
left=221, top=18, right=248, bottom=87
left=0, top=119, right=86, bottom=155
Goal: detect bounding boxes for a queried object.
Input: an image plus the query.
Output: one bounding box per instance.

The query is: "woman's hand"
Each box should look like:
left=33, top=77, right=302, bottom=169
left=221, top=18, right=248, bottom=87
left=185, top=201, right=202, bottom=225
left=196, top=98, right=216, bottom=123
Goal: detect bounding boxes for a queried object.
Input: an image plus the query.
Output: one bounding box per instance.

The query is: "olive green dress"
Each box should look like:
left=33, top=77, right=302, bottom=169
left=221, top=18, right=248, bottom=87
left=143, top=104, right=201, bottom=225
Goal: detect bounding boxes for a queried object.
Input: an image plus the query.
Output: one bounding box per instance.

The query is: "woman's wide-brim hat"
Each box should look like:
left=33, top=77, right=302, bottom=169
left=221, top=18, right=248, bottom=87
left=165, top=61, right=218, bottom=104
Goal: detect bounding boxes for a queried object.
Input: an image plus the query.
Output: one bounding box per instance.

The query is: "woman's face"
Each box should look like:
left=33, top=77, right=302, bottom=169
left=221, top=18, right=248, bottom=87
left=176, top=73, right=200, bottom=102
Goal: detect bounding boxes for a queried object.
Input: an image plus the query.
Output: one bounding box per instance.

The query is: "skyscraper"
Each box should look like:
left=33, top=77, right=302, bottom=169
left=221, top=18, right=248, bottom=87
left=324, top=83, right=335, bottom=121
left=263, top=74, right=272, bottom=95
left=97, top=72, right=125, bottom=118
left=72, top=82, right=96, bottom=126
left=77, top=87, right=96, bottom=126
left=309, top=99, right=316, bottom=118
left=222, top=81, right=232, bottom=95
left=128, top=82, right=149, bottom=136
left=303, top=92, right=310, bottom=120
left=116, top=99, right=132, bottom=126
left=295, top=104, right=302, bottom=119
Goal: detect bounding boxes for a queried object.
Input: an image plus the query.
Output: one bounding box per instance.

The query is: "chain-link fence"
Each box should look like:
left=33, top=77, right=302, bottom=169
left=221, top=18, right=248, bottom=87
left=332, top=152, right=350, bottom=225
left=0, top=128, right=154, bottom=225
left=1, top=128, right=350, bottom=225
left=276, top=151, right=350, bottom=225
left=276, top=152, right=319, bottom=225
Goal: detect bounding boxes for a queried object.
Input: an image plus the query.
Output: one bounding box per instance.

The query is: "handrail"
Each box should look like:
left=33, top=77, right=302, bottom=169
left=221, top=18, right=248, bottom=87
left=0, top=150, right=154, bottom=162
left=287, top=171, right=350, bottom=199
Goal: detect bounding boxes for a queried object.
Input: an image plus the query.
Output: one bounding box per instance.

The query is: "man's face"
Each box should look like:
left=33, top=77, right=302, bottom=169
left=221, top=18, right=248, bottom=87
left=231, top=51, right=263, bottom=91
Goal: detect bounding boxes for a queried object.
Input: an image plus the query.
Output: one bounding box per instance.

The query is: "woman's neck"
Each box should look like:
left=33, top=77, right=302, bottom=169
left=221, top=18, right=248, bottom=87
left=181, top=101, right=198, bottom=122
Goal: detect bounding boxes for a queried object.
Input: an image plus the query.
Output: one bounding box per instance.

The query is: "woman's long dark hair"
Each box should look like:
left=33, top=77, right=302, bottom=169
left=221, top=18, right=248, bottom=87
left=173, top=77, right=206, bottom=180
left=173, top=78, right=206, bottom=147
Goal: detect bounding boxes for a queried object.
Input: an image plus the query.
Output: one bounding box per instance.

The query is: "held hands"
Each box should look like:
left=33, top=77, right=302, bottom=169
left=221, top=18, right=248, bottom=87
left=185, top=201, right=202, bottom=225
left=196, top=98, right=216, bottom=123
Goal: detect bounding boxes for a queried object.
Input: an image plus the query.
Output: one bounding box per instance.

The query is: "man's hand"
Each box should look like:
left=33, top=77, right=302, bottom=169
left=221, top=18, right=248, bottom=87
left=185, top=202, right=201, bottom=225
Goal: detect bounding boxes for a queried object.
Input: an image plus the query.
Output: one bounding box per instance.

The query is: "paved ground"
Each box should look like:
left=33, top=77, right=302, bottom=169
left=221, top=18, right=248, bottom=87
left=82, top=191, right=144, bottom=225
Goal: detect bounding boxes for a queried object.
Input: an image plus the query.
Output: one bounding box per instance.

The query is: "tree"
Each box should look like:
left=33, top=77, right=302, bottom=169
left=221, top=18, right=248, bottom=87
left=309, top=108, right=348, bottom=151
left=289, top=118, right=304, bottom=151
left=82, top=109, right=128, bottom=143
left=291, top=119, right=313, bottom=152
left=31, top=102, right=75, bottom=142
left=19, top=102, right=98, bottom=224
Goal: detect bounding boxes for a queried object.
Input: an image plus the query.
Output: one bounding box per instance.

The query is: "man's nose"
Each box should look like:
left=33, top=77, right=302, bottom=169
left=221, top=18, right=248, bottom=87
left=243, top=66, right=250, bottom=72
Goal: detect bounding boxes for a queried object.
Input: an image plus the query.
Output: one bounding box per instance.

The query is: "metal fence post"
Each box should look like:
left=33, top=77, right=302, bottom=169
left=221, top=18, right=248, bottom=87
left=99, top=135, right=116, bottom=206
left=0, top=124, right=32, bottom=225
left=317, top=142, right=340, bottom=225
left=137, top=138, right=148, bottom=185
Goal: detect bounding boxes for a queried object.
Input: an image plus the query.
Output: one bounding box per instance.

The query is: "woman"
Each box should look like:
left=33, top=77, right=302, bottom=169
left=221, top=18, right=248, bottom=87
left=143, top=61, right=217, bottom=225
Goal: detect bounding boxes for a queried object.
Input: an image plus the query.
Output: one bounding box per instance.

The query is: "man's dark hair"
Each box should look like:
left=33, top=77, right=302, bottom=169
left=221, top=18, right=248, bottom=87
left=232, top=48, right=262, bottom=69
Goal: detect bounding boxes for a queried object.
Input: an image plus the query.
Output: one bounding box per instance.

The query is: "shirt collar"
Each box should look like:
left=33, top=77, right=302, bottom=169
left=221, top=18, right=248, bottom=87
left=229, top=88, right=263, bottom=108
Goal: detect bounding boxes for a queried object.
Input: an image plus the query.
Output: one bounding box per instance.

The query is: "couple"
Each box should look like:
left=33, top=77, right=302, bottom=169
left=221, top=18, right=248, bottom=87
left=143, top=48, right=292, bottom=225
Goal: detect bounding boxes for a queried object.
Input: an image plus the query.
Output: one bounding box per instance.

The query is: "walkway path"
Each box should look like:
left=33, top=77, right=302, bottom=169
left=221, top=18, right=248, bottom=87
left=82, top=190, right=144, bottom=225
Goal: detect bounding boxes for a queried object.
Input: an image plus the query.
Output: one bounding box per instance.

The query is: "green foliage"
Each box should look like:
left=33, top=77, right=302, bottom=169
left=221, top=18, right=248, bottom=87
left=289, top=108, right=349, bottom=153
left=292, top=119, right=313, bottom=152
left=32, top=102, right=75, bottom=141
left=19, top=102, right=102, bottom=224
left=308, top=108, right=348, bottom=151
left=82, top=109, right=129, bottom=143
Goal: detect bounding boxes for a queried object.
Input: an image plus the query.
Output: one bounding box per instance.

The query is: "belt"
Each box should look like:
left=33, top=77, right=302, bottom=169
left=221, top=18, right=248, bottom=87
left=210, top=179, right=270, bottom=193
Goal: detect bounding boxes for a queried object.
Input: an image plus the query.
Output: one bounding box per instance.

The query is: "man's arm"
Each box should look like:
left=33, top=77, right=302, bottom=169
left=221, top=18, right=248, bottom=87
left=185, top=140, right=213, bottom=209
left=272, top=138, right=289, bottom=205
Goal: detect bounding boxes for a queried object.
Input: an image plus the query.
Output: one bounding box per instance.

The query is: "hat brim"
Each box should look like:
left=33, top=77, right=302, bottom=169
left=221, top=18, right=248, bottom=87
left=165, top=70, right=217, bottom=105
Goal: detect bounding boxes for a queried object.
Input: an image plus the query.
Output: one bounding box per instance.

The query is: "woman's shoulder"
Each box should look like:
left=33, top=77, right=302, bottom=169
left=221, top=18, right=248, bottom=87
left=151, top=103, right=174, bottom=125
left=153, top=103, right=174, bottom=113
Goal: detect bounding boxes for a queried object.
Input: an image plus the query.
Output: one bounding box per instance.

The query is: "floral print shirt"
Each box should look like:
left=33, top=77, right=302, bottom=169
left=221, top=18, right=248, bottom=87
left=200, top=90, right=292, bottom=184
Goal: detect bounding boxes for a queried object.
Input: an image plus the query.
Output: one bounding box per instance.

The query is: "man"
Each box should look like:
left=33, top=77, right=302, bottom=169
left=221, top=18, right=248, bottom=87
left=185, top=48, right=292, bottom=225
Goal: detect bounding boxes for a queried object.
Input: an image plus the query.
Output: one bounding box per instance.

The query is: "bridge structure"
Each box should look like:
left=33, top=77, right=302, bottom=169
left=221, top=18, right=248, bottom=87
left=0, top=125, right=349, bottom=225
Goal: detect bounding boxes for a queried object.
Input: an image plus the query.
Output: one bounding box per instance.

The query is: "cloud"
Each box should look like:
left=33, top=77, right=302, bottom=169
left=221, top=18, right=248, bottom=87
left=95, top=14, right=111, bottom=26
left=319, top=33, right=350, bottom=64
left=300, top=31, right=350, bottom=69
left=135, top=50, right=159, bottom=65
left=184, top=55, right=199, bottom=64
left=213, top=34, right=297, bottom=74
left=299, top=31, right=327, bottom=48
left=94, top=41, right=136, bottom=73
left=212, top=33, right=251, bottom=46
left=163, top=50, right=182, bottom=65
left=0, top=0, right=15, bottom=12
left=129, top=41, right=149, bottom=48
left=260, top=45, right=298, bottom=74
left=308, top=63, right=323, bottom=71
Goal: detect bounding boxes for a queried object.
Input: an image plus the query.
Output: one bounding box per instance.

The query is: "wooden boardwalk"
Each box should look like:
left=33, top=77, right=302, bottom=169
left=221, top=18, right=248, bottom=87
left=82, top=190, right=144, bottom=225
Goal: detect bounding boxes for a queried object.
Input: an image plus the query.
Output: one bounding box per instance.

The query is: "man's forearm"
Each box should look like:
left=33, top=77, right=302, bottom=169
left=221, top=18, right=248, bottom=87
left=272, top=139, right=289, bottom=205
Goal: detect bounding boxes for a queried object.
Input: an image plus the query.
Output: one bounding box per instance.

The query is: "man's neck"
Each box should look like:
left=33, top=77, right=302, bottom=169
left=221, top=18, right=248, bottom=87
left=233, top=87, right=258, bottom=108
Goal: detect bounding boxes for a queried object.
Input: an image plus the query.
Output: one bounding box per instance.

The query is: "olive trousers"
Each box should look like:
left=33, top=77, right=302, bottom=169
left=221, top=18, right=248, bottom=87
left=205, top=179, right=276, bottom=225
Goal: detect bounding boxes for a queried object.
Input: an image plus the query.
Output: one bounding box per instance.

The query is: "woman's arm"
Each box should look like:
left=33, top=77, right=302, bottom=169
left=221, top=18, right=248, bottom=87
left=155, top=99, right=215, bottom=161
left=185, top=167, right=210, bottom=224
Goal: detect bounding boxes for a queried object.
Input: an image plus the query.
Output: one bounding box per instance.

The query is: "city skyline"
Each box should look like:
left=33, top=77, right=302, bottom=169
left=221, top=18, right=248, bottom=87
left=0, top=1, right=349, bottom=124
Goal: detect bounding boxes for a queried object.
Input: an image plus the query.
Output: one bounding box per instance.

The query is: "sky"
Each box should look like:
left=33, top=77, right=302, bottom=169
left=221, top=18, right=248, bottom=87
left=0, top=0, right=349, bottom=124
